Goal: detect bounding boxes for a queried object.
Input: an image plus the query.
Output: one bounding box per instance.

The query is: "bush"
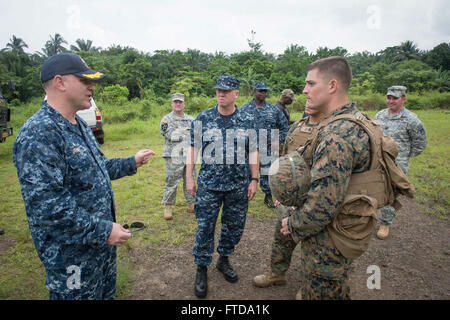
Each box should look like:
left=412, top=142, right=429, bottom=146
left=185, top=96, right=216, bottom=114
left=404, top=95, right=423, bottom=110
left=349, top=92, right=450, bottom=111
left=351, top=94, right=386, bottom=110
left=418, top=91, right=450, bottom=109
left=99, top=85, right=129, bottom=105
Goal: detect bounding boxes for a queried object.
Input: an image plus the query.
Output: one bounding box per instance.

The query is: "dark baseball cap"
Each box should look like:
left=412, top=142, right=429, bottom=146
left=40, top=53, right=106, bottom=83
left=254, top=81, right=269, bottom=91
left=213, top=74, right=240, bottom=90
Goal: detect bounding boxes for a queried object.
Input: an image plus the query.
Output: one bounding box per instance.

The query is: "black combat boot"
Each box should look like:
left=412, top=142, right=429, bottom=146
left=216, top=256, right=238, bottom=283
left=194, top=265, right=207, bottom=298
left=264, top=194, right=275, bottom=208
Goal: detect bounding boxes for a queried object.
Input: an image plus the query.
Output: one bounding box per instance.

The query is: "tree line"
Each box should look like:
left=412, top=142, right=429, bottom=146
left=1, top=32, right=449, bottom=104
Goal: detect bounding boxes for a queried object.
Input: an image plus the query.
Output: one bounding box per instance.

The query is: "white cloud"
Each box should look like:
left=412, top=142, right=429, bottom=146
left=0, top=0, right=448, bottom=56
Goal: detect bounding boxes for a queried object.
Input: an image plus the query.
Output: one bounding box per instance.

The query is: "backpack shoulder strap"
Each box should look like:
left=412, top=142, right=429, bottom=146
left=302, top=112, right=382, bottom=171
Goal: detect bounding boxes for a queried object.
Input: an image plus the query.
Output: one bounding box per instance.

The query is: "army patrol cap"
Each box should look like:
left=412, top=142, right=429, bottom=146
left=281, top=89, right=296, bottom=100
left=40, top=53, right=106, bottom=83
left=172, top=93, right=185, bottom=102
left=386, top=86, right=407, bottom=98
left=268, top=151, right=311, bottom=207
left=254, top=81, right=269, bottom=91
left=214, top=74, right=240, bottom=90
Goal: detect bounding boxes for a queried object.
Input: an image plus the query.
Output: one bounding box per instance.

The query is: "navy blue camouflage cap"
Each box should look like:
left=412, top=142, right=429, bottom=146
left=254, top=81, right=269, bottom=91
left=213, top=74, right=240, bottom=90
left=40, top=53, right=106, bottom=83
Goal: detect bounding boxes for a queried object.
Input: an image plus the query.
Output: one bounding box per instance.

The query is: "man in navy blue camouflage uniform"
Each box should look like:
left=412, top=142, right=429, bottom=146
left=186, top=75, right=259, bottom=298
left=12, top=53, right=154, bottom=300
left=240, top=81, right=288, bottom=208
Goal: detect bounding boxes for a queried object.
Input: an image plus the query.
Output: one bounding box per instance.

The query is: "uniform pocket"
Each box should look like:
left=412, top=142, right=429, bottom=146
left=328, top=194, right=378, bottom=259
left=67, top=151, right=95, bottom=191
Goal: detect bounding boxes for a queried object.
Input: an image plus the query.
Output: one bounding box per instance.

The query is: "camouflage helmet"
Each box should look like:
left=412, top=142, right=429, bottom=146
left=268, top=151, right=311, bottom=207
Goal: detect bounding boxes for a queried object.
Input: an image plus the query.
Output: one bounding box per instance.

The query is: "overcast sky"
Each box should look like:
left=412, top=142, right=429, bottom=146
left=0, top=0, right=449, bottom=56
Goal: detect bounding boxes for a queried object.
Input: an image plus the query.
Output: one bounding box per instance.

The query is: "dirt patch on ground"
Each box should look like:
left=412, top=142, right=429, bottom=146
left=122, top=198, right=450, bottom=300
left=0, top=236, right=17, bottom=257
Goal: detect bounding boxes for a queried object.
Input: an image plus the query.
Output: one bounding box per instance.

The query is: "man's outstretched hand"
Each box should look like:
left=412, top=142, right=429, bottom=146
left=135, top=149, right=155, bottom=168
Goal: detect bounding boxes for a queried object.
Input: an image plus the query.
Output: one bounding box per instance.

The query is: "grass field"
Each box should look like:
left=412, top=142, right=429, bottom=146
left=0, top=106, right=448, bottom=299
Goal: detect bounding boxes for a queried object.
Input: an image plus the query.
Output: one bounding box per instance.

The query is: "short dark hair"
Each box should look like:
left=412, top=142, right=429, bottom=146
left=307, top=56, right=352, bottom=91
left=42, top=79, right=52, bottom=91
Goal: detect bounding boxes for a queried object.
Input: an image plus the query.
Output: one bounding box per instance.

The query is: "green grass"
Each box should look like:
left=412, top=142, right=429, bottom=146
left=0, top=106, right=448, bottom=299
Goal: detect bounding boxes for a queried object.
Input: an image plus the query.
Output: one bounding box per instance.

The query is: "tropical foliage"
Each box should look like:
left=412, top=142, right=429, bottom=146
left=0, top=33, right=449, bottom=104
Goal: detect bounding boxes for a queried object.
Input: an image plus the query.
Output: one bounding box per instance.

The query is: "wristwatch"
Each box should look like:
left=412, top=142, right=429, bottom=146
left=250, top=177, right=259, bottom=182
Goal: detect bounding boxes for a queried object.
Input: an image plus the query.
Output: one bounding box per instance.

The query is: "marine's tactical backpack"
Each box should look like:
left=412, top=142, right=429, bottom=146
left=298, top=112, right=416, bottom=259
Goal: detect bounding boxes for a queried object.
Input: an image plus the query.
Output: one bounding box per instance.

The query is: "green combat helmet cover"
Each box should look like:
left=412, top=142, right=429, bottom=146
left=268, top=151, right=311, bottom=208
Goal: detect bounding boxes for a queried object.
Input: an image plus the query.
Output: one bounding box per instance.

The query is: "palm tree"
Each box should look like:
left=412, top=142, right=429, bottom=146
left=247, top=30, right=262, bottom=53
left=70, top=39, right=101, bottom=53
left=240, top=68, right=263, bottom=97
left=393, top=40, right=421, bottom=62
left=185, top=48, right=210, bottom=72
left=38, top=33, right=68, bottom=58
left=3, top=35, right=28, bottom=52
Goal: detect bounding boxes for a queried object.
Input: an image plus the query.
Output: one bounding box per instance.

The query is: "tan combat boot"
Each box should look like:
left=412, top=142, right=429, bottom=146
left=253, top=271, right=286, bottom=287
left=187, top=202, right=194, bottom=214
left=164, top=205, right=173, bottom=220
left=295, top=289, right=302, bottom=300
left=377, top=224, right=390, bottom=239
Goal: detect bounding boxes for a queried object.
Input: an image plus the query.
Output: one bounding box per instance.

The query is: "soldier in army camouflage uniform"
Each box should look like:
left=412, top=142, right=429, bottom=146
left=254, top=56, right=372, bottom=300
left=186, top=75, right=259, bottom=298
left=12, top=53, right=154, bottom=300
left=240, top=81, right=288, bottom=208
left=374, top=86, right=427, bottom=239
left=160, top=93, right=195, bottom=220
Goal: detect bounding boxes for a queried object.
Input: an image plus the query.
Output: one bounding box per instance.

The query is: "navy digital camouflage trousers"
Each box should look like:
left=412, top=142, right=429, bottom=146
left=259, top=163, right=271, bottom=195
left=259, top=145, right=277, bottom=196
left=193, top=186, right=248, bottom=266
left=49, top=246, right=117, bottom=300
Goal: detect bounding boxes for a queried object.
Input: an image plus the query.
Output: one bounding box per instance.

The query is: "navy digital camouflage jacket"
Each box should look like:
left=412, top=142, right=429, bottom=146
left=240, top=99, right=289, bottom=146
left=12, top=102, right=136, bottom=283
left=190, top=105, right=257, bottom=191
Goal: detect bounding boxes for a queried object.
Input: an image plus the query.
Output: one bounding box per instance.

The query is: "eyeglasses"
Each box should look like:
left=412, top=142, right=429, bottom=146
left=123, top=222, right=147, bottom=233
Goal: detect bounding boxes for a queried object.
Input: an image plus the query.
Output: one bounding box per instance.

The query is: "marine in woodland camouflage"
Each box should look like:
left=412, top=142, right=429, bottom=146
left=287, top=103, right=371, bottom=298
left=12, top=102, right=137, bottom=298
